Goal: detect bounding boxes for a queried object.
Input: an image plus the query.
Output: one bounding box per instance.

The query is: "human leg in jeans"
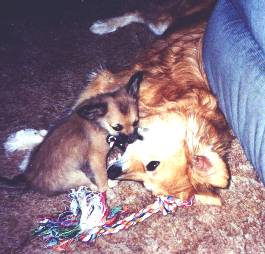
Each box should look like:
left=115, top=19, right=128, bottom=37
left=203, top=0, right=265, bottom=183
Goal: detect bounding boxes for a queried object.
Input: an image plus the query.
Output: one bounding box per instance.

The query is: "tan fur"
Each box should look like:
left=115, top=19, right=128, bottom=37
left=25, top=114, right=107, bottom=194
left=23, top=74, right=142, bottom=195
left=77, top=23, right=231, bottom=205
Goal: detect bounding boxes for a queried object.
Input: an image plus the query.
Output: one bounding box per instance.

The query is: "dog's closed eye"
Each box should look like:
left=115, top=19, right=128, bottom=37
left=146, top=161, right=160, bottom=171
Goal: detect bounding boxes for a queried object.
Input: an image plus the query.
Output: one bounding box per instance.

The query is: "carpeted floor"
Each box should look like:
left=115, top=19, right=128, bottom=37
left=0, top=1, right=264, bottom=253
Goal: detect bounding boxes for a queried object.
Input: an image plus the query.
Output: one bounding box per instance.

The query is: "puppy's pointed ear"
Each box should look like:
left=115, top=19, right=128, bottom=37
left=126, top=71, right=143, bottom=99
left=77, top=102, right=107, bottom=120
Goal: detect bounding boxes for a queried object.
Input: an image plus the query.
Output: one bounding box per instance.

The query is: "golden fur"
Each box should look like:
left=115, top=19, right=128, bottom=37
left=75, top=23, right=231, bottom=205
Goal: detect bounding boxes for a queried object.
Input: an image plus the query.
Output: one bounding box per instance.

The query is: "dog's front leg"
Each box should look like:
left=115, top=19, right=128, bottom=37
left=89, top=147, right=109, bottom=192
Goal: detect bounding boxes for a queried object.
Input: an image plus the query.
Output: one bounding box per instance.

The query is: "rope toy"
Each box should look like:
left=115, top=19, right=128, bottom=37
left=33, top=186, right=193, bottom=252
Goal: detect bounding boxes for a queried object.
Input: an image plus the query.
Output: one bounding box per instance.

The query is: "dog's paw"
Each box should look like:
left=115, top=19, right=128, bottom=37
left=106, top=187, right=117, bottom=201
left=89, top=182, right=99, bottom=192
left=147, top=20, right=171, bottom=36
left=108, top=179, right=119, bottom=188
left=194, top=193, right=222, bottom=206
left=89, top=20, right=119, bottom=35
left=89, top=12, right=144, bottom=35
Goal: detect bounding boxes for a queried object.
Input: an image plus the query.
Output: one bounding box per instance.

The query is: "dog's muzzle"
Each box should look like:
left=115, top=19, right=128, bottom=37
left=106, top=135, right=125, bottom=180
left=106, top=131, right=142, bottom=180
left=106, top=134, right=128, bottom=152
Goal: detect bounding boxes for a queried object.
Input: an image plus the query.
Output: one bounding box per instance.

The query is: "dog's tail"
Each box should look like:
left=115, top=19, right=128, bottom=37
left=4, top=128, right=47, bottom=153
left=4, top=128, right=47, bottom=171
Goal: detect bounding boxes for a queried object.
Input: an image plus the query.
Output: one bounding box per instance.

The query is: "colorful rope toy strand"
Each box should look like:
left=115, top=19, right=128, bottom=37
left=33, top=186, right=193, bottom=251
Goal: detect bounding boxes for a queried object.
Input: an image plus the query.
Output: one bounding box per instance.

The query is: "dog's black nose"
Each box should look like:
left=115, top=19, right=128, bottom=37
left=127, top=131, right=143, bottom=144
left=127, top=134, right=136, bottom=144
left=107, top=164, right=122, bottom=180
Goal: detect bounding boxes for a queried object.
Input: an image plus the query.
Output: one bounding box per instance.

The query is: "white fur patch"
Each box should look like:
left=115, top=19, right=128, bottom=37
left=147, top=20, right=171, bottom=35
left=4, top=128, right=48, bottom=172
left=18, top=151, right=31, bottom=172
left=89, top=12, right=144, bottom=35
left=4, top=128, right=47, bottom=154
left=108, top=179, right=119, bottom=188
left=121, top=114, right=186, bottom=169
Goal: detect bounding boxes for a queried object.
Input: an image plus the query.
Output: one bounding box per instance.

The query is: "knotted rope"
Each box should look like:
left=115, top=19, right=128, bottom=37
left=33, top=186, right=193, bottom=251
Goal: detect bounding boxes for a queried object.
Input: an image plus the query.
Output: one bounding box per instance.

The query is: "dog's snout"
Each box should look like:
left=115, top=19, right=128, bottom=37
left=116, top=130, right=141, bottom=146
left=118, top=133, right=128, bottom=143
left=127, top=134, right=136, bottom=144
left=107, top=164, right=123, bottom=180
left=114, top=133, right=128, bottom=151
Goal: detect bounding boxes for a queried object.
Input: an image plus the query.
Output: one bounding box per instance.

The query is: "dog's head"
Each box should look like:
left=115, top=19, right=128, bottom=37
left=107, top=113, right=230, bottom=205
left=76, top=71, right=143, bottom=144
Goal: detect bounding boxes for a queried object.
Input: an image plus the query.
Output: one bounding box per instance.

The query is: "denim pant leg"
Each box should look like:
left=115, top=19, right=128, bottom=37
left=203, top=0, right=265, bottom=184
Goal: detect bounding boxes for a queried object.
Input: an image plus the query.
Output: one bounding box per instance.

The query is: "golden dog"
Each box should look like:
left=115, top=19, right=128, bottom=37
left=74, top=23, right=231, bottom=205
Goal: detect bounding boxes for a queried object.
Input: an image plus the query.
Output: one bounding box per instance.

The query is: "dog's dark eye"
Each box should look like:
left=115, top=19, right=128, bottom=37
left=112, top=124, right=123, bottom=131
left=146, top=161, right=160, bottom=171
left=133, top=120, right=139, bottom=127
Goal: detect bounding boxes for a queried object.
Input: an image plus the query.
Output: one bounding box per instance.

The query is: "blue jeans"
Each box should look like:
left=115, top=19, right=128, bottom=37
left=203, top=0, right=265, bottom=184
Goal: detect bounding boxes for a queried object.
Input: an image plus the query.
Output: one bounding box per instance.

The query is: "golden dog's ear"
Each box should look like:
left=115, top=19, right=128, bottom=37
left=186, top=115, right=230, bottom=194
left=190, top=151, right=229, bottom=189
left=192, top=155, right=212, bottom=172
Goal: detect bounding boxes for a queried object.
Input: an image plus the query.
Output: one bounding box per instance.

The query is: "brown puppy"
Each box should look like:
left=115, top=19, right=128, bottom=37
left=2, top=72, right=143, bottom=195
left=76, top=23, right=231, bottom=205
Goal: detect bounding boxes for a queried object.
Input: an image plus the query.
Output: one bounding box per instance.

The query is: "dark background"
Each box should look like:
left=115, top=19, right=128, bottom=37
left=0, top=0, right=155, bottom=135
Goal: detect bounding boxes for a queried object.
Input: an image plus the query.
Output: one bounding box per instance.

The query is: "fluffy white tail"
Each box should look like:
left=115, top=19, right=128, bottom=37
left=4, top=128, right=47, bottom=153
left=4, top=128, right=48, bottom=172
